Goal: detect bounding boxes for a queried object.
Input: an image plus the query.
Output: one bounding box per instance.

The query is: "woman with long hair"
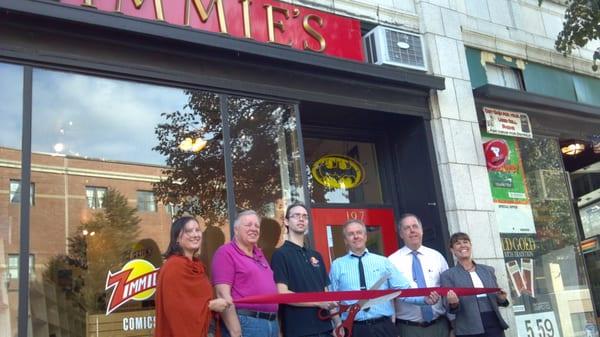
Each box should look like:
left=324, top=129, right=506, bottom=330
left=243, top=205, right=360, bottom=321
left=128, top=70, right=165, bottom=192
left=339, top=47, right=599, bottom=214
left=154, top=216, right=231, bottom=337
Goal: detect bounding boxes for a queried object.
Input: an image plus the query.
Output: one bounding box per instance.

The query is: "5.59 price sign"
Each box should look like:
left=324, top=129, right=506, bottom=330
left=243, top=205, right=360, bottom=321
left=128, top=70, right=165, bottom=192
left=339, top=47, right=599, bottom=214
left=515, top=312, right=561, bottom=337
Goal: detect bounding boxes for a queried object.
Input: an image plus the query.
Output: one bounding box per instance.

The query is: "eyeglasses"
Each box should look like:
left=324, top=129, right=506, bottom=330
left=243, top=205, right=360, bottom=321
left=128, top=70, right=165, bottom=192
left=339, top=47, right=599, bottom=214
left=288, top=213, right=309, bottom=220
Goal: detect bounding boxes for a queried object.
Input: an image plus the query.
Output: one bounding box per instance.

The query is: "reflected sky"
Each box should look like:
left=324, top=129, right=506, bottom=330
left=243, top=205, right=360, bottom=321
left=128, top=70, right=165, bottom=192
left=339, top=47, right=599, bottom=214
left=0, top=63, right=23, bottom=149
left=32, top=69, right=191, bottom=166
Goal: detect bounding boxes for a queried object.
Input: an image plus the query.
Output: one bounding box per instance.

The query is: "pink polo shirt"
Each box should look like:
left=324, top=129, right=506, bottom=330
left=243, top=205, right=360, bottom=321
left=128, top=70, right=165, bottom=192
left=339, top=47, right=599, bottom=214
left=211, top=241, right=278, bottom=312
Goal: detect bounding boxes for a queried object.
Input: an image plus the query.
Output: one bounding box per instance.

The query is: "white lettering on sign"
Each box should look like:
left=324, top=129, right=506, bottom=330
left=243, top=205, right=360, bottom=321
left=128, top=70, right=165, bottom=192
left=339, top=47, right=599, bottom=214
left=122, top=315, right=155, bottom=331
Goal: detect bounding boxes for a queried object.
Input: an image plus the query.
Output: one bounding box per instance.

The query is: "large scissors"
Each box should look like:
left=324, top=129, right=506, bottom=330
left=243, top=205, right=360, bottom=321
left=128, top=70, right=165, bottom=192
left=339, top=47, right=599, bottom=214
left=318, top=274, right=401, bottom=337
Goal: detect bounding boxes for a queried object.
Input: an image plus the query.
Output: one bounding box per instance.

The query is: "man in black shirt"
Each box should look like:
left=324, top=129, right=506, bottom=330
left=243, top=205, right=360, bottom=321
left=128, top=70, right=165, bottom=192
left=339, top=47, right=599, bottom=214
left=271, top=203, right=337, bottom=337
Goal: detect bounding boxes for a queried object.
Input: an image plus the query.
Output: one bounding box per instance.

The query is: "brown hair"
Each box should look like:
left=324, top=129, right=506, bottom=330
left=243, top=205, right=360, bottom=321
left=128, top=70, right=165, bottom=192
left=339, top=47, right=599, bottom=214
left=449, top=232, right=471, bottom=248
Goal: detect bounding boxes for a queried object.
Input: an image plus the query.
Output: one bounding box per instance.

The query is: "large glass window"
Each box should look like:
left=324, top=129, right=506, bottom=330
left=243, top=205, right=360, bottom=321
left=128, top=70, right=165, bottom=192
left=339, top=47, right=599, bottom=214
left=23, top=67, right=302, bottom=336
left=227, top=96, right=304, bottom=260
left=0, top=62, right=23, bottom=337
left=29, top=69, right=229, bottom=336
left=483, top=131, right=595, bottom=337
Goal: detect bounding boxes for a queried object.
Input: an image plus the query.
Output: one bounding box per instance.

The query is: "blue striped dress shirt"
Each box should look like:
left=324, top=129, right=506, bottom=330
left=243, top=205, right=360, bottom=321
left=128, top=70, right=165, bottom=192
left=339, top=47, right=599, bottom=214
left=329, top=249, right=426, bottom=321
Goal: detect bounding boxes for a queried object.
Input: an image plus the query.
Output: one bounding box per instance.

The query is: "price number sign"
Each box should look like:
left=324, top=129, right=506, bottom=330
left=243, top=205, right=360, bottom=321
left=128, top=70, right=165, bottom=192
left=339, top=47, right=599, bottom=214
left=516, top=311, right=560, bottom=337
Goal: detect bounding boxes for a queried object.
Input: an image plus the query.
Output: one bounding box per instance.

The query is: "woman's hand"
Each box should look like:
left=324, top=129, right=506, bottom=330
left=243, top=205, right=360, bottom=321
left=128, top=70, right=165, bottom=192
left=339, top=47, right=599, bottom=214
left=209, top=298, right=232, bottom=312
left=497, top=289, right=508, bottom=303
left=447, top=290, right=459, bottom=306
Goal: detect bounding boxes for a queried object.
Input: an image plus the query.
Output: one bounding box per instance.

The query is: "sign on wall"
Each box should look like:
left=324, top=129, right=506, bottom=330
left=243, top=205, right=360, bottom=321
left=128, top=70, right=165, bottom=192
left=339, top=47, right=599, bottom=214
left=484, top=107, right=533, bottom=139
left=60, top=0, right=365, bottom=61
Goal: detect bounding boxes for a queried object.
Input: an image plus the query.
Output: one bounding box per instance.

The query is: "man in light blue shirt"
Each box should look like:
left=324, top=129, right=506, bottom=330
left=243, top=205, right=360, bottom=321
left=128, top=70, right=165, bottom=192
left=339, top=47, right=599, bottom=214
left=329, top=219, right=440, bottom=337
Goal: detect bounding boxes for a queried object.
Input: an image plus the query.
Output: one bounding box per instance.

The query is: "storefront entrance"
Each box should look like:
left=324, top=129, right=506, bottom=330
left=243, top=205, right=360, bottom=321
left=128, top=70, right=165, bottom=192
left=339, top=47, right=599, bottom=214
left=300, top=102, right=449, bottom=266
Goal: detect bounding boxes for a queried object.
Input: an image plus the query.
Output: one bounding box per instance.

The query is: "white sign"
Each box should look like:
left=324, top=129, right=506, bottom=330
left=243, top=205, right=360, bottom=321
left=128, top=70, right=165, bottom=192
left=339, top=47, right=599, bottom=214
left=515, top=311, right=561, bottom=337
left=484, top=107, right=533, bottom=139
left=494, top=203, right=536, bottom=234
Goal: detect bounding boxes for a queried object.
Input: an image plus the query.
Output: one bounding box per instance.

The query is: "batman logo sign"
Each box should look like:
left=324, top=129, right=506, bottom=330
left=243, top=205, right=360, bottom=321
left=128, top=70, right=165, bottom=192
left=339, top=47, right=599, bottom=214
left=311, top=155, right=364, bottom=189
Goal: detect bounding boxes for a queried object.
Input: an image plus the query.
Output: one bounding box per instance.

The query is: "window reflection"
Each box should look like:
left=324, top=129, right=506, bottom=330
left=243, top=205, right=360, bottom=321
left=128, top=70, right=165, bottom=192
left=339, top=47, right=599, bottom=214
left=512, top=136, right=594, bottom=337
left=29, top=71, right=229, bottom=336
left=227, top=96, right=304, bottom=259
left=0, top=62, right=22, bottom=337
left=16, top=67, right=304, bottom=336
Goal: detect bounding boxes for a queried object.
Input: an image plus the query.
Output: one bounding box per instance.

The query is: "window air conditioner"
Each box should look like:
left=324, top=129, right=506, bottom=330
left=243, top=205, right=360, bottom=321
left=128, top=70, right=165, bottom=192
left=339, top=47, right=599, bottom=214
left=363, top=26, right=427, bottom=71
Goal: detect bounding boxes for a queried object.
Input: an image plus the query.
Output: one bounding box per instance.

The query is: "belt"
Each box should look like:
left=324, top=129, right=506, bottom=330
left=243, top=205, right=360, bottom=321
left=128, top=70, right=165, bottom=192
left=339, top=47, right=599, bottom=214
left=354, top=316, right=390, bottom=325
left=396, top=317, right=442, bottom=328
left=237, top=309, right=278, bottom=321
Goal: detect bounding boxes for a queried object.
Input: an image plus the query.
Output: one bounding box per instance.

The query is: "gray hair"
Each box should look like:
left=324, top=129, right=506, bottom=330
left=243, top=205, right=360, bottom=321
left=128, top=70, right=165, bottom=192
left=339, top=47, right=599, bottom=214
left=342, top=219, right=366, bottom=236
left=234, top=210, right=260, bottom=227
left=398, top=213, right=422, bottom=230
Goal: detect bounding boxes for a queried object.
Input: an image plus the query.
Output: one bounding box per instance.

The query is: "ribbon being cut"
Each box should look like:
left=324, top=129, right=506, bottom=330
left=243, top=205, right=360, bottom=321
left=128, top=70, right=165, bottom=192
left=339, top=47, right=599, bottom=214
left=235, top=287, right=500, bottom=337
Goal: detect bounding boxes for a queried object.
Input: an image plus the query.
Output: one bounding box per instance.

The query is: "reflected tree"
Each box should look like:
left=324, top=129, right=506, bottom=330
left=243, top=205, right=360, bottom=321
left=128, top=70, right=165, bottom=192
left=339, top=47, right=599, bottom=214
left=153, top=91, right=228, bottom=225
left=519, top=138, right=578, bottom=251
left=44, top=188, right=141, bottom=313
left=153, top=91, right=301, bottom=223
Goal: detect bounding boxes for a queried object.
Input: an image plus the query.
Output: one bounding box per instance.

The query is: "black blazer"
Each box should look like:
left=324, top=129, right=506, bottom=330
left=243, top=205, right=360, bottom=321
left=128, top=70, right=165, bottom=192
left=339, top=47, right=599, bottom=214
left=440, top=262, right=509, bottom=335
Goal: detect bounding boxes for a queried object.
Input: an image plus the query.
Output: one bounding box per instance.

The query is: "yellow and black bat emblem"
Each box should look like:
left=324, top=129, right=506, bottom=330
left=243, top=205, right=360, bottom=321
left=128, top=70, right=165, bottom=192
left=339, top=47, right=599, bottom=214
left=311, top=155, right=364, bottom=189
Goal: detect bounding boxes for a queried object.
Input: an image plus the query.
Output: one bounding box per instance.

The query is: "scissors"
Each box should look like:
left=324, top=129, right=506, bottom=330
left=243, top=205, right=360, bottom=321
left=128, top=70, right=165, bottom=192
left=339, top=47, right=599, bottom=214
left=318, top=274, right=401, bottom=337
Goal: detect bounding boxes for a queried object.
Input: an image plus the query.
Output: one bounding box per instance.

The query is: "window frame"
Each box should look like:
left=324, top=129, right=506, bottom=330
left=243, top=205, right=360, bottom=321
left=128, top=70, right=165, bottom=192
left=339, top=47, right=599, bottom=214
left=9, top=179, right=35, bottom=205
left=136, top=190, right=157, bottom=212
left=85, top=186, right=107, bottom=209
left=485, top=63, right=525, bottom=90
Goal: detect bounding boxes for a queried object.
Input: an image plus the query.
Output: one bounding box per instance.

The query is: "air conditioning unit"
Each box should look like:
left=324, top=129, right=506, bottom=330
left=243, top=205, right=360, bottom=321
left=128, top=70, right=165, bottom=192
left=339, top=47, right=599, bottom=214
left=363, top=26, right=427, bottom=71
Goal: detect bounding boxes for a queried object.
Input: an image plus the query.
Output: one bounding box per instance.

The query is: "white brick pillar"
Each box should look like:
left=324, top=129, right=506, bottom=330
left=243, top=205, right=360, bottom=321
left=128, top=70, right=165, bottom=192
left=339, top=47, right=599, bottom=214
left=415, top=0, right=515, bottom=334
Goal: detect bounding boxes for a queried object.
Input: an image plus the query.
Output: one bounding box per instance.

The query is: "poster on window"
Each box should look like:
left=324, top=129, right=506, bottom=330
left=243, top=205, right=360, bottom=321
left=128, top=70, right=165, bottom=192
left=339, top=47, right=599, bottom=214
left=482, top=132, right=536, bottom=234
left=500, top=233, right=555, bottom=317
left=482, top=133, right=529, bottom=203
left=494, top=203, right=536, bottom=234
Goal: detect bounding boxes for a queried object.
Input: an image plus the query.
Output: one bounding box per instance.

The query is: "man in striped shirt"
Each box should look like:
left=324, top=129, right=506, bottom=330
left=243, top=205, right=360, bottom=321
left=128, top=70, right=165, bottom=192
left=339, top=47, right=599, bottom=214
left=329, top=219, right=440, bottom=337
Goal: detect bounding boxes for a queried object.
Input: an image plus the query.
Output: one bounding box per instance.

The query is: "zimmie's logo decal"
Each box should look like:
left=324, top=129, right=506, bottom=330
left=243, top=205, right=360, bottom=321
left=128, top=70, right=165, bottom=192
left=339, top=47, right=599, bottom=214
left=105, top=259, right=159, bottom=315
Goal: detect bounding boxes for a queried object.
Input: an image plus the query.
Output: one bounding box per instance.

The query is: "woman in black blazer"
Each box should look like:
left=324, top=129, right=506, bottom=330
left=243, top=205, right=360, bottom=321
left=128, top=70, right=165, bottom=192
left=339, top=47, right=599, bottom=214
left=440, top=232, right=509, bottom=337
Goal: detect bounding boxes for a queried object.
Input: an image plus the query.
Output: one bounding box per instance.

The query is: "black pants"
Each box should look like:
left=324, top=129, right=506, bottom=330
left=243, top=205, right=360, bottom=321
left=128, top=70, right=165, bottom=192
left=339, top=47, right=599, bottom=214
left=300, top=332, right=333, bottom=337
left=456, top=311, right=505, bottom=337
left=352, top=317, right=397, bottom=337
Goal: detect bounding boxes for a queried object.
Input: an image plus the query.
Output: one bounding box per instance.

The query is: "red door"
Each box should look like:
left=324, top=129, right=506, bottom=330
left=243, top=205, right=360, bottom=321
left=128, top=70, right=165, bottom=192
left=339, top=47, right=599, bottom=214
left=312, top=207, right=398, bottom=271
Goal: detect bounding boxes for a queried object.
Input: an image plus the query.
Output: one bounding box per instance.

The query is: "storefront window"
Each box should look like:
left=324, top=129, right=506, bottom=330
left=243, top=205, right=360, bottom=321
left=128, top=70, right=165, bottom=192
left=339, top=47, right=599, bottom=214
left=227, top=96, right=304, bottom=259
left=23, top=67, right=302, bottom=336
left=304, top=138, right=383, bottom=204
left=0, top=61, right=23, bottom=337
left=483, top=131, right=595, bottom=337
left=29, top=69, right=229, bottom=336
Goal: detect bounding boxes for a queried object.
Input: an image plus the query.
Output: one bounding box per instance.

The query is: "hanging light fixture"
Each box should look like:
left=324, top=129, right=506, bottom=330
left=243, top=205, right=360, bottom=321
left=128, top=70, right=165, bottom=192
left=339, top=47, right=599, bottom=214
left=561, top=142, right=586, bottom=156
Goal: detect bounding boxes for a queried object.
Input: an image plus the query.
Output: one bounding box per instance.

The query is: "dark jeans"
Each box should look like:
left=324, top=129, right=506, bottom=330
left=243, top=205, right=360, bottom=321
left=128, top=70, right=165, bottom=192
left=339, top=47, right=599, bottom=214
left=221, top=315, right=279, bottom=337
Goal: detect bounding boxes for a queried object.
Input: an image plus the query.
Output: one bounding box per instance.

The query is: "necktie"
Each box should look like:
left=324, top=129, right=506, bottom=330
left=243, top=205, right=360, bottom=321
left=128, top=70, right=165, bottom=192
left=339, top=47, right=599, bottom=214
left=352, top=254, right=370, bottom=312
left=352, top=254, right=367, bottom=290
left=411, top=251, right=434, bottom=322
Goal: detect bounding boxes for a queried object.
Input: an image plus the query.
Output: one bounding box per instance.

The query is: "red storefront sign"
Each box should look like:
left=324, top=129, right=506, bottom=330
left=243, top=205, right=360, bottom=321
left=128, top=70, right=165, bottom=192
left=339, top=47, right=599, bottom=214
left=60, top=0, right=365, bottom=62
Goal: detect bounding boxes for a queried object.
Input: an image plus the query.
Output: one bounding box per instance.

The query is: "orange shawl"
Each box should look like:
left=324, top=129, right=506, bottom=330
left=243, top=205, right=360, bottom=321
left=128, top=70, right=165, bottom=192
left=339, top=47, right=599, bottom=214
left=155, top=255, right=213, bottom=337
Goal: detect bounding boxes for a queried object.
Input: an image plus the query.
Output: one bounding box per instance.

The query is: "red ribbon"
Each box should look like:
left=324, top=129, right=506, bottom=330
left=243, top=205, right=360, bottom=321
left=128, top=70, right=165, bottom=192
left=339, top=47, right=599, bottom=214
left=234, top=287, right=500, bottom=304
